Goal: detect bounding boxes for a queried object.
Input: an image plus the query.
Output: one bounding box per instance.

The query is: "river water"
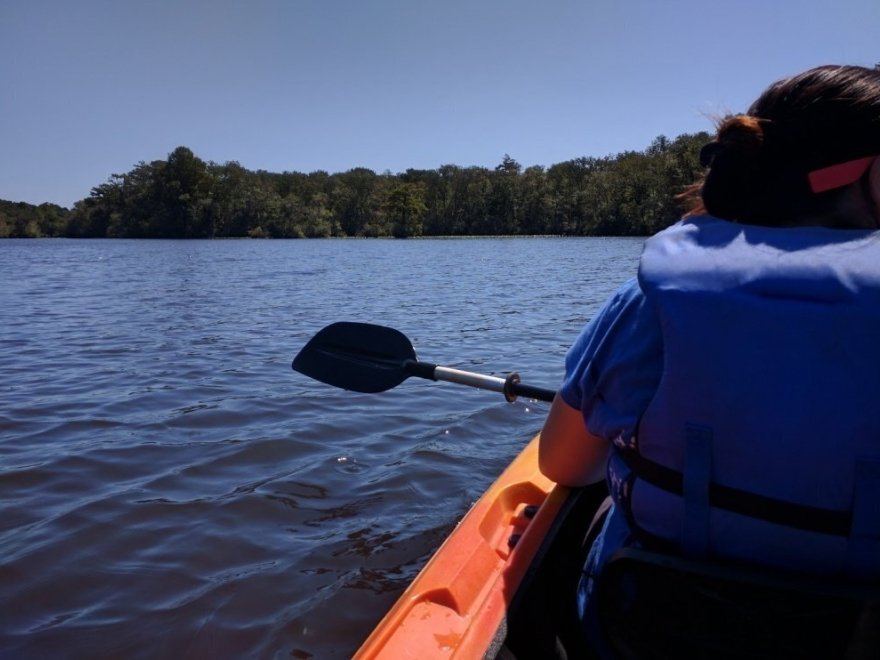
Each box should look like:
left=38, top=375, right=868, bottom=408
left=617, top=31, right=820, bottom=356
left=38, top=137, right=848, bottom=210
left=0, top=236, right=643, bottom=658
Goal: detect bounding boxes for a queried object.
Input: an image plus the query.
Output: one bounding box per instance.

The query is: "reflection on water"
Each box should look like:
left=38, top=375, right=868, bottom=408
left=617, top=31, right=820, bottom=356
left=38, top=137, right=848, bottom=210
left=0, top=236, right=641, bottom=658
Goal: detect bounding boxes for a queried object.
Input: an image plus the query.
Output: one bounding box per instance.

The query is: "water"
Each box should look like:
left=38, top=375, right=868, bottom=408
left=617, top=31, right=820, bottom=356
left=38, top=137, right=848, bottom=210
left=0, top=236, right=643, bottom=658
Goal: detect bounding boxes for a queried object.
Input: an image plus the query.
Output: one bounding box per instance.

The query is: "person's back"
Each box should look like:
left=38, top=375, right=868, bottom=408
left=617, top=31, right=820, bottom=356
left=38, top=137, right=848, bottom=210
left=623, top=216, right=880, bottom=576
left=537, top=63, right=880, bottom=650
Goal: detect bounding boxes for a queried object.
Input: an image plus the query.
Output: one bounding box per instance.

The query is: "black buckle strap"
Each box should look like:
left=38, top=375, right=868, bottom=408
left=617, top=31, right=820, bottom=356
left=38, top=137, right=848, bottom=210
left=619, top=448, right=852, bottom=537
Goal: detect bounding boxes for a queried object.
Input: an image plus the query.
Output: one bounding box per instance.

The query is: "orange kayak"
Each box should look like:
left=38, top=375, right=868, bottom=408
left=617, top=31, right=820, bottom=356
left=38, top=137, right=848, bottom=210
left=353, top=433, right=880, bottom=659
left=354, top=434, right=577, bottom=659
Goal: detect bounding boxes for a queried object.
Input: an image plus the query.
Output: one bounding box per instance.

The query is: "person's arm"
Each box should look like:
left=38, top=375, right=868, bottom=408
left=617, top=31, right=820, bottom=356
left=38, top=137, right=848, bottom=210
left=538, top=394, right=609, bottom=487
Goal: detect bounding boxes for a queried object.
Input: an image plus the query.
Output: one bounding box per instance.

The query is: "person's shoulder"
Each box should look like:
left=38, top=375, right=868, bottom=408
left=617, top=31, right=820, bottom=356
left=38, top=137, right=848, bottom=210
left=585, top=277, right=658, bottom=340
left=599, top=276, right=646, bottom=315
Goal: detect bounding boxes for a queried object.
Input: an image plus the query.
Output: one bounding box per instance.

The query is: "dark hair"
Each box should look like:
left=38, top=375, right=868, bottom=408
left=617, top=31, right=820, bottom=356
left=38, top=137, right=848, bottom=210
left=682, top=65, right=880, bottom=226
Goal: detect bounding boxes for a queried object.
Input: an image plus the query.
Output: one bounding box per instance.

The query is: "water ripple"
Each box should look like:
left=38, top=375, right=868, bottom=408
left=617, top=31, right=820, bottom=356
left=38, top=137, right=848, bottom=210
left=0, top=236, right=642, bottom=657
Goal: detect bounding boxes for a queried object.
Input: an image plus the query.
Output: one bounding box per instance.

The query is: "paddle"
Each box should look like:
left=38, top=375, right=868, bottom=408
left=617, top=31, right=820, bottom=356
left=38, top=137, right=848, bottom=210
left=292, top=321, right=556, bottom=403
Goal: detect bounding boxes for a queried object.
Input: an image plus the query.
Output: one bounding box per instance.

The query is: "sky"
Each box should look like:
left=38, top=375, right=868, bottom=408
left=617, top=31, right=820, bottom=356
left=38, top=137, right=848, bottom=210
left=1, top=0, right=877, bottom=208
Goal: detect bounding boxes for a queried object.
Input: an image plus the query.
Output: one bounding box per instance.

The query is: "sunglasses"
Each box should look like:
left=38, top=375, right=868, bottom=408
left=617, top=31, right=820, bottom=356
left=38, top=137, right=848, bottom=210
left=808, top=156, right=877, bottom=193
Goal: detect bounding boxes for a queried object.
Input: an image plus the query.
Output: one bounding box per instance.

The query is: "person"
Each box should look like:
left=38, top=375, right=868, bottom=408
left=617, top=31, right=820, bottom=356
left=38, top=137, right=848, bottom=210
left=538, top=63, right=880, bottom=646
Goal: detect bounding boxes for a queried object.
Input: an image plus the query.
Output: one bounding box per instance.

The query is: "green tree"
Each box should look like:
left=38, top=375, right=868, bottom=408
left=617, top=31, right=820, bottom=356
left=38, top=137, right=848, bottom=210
left=486, top=155, right=522, bottom=234
left=518, top=165, right=552, bottom=234
left=332, top=168, right=380, bottom=236
left=295, top=192, right=332, bottom=237
left=151, top=146, right=212, bottom=237
left=384, top=183, right=427, bottom=238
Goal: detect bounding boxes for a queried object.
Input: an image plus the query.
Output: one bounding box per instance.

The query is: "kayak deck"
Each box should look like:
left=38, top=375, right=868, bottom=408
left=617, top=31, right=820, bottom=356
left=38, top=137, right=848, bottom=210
left=354, top=435, right=571, bottom=659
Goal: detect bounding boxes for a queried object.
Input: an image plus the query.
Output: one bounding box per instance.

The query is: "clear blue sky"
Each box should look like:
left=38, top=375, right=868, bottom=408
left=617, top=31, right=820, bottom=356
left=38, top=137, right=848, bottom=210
left=2, top=0, right=877, bottom=208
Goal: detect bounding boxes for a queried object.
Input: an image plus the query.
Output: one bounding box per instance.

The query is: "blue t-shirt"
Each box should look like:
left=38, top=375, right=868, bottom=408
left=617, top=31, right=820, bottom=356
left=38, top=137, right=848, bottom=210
left=560, top=276, right=663, bottom=443
left=558, top=276, right=664, bottom=626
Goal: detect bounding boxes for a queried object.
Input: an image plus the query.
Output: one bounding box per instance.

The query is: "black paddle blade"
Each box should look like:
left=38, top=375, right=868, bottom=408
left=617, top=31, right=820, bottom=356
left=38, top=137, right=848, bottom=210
left=292, top=322, right=418, bottom=394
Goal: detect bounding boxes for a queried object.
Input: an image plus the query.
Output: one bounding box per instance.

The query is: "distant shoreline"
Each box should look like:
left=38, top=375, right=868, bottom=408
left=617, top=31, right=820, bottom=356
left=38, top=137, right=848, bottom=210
left=1, top=132, right=709, bottom=240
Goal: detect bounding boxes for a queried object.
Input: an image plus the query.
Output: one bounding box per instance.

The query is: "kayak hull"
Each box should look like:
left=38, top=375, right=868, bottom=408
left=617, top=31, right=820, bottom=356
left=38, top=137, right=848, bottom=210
left=354, top=434, right=572, bottom=659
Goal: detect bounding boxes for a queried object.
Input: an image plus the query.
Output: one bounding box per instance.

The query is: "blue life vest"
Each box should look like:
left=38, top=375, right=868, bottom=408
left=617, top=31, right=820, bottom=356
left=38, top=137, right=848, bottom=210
left=610, top=216, right=880, bottom=578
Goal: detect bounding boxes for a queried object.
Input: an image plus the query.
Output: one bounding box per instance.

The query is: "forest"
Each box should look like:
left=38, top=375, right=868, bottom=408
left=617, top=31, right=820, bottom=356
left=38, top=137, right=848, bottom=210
left=0, top=131, right=711, bottom=239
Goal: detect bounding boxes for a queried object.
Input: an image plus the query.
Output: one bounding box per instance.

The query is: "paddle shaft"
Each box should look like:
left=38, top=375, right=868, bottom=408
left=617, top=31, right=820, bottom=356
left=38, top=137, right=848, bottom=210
left=405, top=359, right=555, bottom=403
left=292, top=322, right=557, bottom=403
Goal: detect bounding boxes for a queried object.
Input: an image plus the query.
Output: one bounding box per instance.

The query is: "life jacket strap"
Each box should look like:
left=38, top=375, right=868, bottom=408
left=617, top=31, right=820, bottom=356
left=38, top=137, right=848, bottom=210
left=619, top=448, right=852, bottom=537
left=681, top=425, right=712, bottom=558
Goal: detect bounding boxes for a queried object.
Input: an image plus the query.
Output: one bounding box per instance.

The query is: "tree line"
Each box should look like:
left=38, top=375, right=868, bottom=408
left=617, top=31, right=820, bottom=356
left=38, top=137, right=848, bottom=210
left=1, top=131, right=711, bottom=239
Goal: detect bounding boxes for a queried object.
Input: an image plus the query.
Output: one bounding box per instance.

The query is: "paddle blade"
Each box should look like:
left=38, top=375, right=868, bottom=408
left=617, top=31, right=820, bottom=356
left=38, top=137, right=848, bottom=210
left=292, top=322, right=418, bottom=394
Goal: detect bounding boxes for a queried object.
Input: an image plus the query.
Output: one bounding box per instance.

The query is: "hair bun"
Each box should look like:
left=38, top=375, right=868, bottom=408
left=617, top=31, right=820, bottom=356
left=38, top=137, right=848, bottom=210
left=701, top=115, right=773, bottom=221
left=716, top=115, right=767, bottom=156
left=701, top=115, right=771, bottom=171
